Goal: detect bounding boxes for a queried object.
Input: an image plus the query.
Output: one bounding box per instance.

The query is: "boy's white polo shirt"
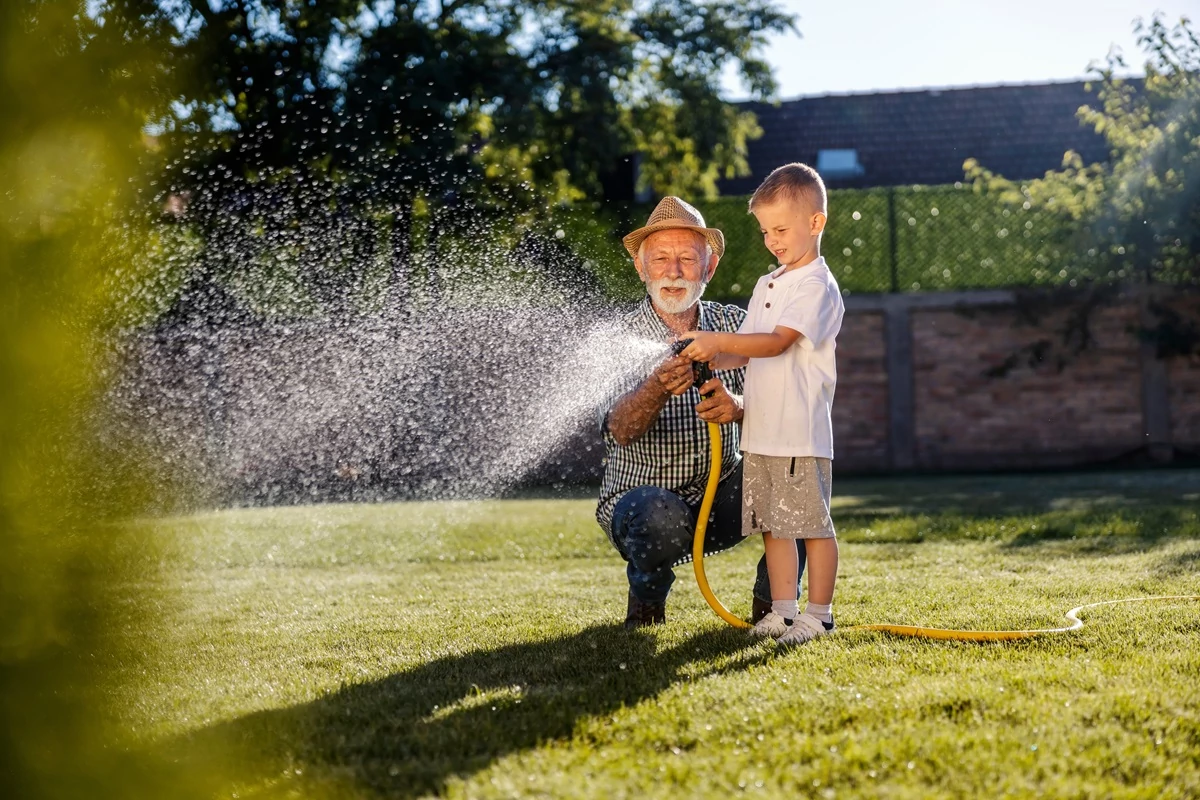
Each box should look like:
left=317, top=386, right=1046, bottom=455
left=738, top=256, right=844, bottom=459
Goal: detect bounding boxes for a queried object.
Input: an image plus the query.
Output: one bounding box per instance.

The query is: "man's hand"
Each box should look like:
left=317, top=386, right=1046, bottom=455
left=695, top=377, right=743, bottom=424
left=652, top=354, right=695, bottom=396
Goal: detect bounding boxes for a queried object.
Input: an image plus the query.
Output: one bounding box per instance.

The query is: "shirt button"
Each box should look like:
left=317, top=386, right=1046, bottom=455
left=768, top=283, right=774, bottom=289
left=765, top=302, right=771, bottom=308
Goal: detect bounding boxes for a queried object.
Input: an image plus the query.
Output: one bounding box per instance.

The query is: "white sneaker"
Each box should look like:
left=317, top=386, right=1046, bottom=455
left=776, top=612, right=834, bottom=645
left=750, top=611, right=791, bottom=639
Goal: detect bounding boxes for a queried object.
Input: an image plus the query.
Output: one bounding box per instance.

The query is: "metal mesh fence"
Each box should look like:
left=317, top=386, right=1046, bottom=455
left=149, top=184, right=1185, bottom=319
left=696, top=184, right=1142, bottom=296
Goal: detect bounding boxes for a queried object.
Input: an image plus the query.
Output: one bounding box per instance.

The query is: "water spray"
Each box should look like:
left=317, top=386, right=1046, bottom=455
left=674, top=342, right=1200, bottom=640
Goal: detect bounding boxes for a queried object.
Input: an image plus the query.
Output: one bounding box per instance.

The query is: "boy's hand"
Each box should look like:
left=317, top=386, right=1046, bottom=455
left=678, top=331, right=722, bottom=363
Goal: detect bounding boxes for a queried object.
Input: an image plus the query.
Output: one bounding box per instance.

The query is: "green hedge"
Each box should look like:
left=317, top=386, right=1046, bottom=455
left=579, top=184, right=1140, bottom=299
left=679, top=185, right=1122, bottom=297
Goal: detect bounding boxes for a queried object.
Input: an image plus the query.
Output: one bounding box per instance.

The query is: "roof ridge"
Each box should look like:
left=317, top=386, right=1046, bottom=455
left=749, top=76, right=1144, bottom=105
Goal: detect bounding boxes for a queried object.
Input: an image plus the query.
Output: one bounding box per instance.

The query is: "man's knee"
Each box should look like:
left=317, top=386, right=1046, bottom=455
left=613, top=487, right=693, bottom=568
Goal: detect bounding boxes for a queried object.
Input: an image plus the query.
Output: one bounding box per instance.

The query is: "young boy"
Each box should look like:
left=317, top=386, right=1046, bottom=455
left=680, top=162, right=844, bottom=644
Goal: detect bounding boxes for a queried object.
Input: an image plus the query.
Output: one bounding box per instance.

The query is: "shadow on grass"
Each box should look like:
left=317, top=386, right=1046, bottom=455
left=168, top=623, right=765, bottom=798
left=1000, top=506, right=1197, bottom=556
left=1155, top=544, right=1200, bottom=577
left=835, top=505, right=1199, bottom=554
left=830, top=470, right=1199, bottom=555
left=835, top=468, right=1200, bottom=520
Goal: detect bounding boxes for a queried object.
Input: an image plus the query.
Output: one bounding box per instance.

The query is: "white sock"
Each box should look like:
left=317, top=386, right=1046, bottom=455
left=771, top=599, right=799, bottom=622
left=805, top=601, right=833, bottom=623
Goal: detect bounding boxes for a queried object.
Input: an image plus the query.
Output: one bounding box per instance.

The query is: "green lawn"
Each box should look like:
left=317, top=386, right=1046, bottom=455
left=117, top=470, right=1200, bottom=798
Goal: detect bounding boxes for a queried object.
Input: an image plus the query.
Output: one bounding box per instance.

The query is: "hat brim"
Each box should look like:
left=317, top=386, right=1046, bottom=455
left=623, top=222, right=725, bottom=261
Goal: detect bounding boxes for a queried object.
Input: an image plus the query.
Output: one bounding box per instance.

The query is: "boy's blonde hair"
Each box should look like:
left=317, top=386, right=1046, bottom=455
left=749, top=162, right=828, bottom=215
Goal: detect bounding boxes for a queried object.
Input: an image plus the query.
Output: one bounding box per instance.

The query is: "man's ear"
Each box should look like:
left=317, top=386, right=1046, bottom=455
left=811, top=212, right=828, bottom=236
left=704, top=252, right=720, bottom=282
left=632, top=254, right=647, bottom=282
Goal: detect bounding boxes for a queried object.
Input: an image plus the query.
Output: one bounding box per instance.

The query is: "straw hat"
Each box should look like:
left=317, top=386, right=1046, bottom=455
left=622, top=196, right=725, bottom=261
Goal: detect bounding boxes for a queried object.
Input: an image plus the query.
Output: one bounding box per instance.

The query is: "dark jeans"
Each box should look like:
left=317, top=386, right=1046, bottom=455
left=610, top=462, right=806, bottom=605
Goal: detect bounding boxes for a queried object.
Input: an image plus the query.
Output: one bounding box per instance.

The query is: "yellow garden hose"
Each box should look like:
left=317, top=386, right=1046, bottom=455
left=692, top=420, right=751, bottom=629
left=691, top=421, right=1199, bottom=640
left=844, top=596, right=1200, bottom=641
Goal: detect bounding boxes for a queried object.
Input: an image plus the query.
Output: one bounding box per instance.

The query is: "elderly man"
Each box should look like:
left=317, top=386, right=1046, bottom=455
left=597, top=197, right=805, bottom=629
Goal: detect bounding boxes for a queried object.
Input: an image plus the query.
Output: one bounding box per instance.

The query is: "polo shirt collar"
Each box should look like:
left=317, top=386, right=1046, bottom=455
left=770, top=256, right=828, bottom=284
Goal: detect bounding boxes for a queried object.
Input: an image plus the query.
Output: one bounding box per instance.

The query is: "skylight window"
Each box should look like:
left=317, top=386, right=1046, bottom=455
left=817, top=149, right=865, bottom=179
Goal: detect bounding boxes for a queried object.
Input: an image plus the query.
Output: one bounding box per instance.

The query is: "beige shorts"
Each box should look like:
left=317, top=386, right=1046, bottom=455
left=742, top=453, right=836, bottom=540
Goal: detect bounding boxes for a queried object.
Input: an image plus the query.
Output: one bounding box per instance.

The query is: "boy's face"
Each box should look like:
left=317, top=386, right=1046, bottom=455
left=752, top=197, right=827, bottom=269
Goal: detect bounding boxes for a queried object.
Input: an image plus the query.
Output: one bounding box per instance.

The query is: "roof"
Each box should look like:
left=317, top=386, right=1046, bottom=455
left=720, top=80, right=1114, bottom=193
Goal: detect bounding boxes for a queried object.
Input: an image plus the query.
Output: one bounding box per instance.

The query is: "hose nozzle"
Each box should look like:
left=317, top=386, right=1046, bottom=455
left=671, top=338, right=713, bottom=394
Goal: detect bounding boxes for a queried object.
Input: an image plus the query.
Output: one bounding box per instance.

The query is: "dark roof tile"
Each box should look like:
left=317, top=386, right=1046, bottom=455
left=721, top=80, right=1114, bottom=193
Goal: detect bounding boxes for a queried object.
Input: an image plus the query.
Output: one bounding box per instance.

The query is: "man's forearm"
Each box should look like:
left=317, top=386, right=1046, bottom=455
left=606, top=377, right=671, bottom=445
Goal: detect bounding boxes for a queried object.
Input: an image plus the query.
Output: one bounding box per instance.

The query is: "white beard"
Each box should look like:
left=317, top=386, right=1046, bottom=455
left=648, top=277, right=707, bottom=315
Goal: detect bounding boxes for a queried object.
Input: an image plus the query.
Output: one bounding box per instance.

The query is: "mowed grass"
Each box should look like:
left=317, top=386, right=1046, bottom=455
left=116, top=470, right=1200, bottom=799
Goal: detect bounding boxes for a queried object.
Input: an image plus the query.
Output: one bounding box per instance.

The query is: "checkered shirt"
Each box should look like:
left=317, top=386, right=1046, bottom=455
left=595, top=297, right=747, bottom=543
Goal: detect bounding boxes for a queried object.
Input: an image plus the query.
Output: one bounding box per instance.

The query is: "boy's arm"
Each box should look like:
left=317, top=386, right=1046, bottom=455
left=680, top=326, right=802, bottom=363
left=710, top=353, right=749, bottom=371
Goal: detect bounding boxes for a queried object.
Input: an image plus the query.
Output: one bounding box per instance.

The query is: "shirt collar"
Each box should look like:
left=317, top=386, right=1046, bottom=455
left=770, top=256, right=828, bottom=284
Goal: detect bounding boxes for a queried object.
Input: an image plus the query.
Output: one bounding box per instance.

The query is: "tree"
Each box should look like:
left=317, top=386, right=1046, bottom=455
left=143, top=0, right=793, bottom=202
left=90, top=0, right=794, bottom=318
left=966, top=14, right=1200, bottom=290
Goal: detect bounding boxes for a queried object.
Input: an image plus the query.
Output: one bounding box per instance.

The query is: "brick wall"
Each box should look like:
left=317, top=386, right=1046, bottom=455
left=824, top=287, right=1200, bottom=474
left=831, top=311, right=889, bottom=470
left=123, top=288, right=1198, bottom=504
left=910, top=303, right=1145, bottom=469
left=1165, top=296, right=1200, bottom=452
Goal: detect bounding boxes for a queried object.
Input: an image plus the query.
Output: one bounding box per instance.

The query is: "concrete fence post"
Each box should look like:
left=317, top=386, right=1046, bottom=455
left=1138, top=287, right=1174, bottom=463
left=883, top=296, right=915, bottom=470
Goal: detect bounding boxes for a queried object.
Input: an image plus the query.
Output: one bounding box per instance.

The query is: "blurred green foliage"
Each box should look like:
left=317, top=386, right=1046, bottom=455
left=0, top=2, right=228, bottom=796
left=139, top=176, right=1157, bottom=320
left=75, top=6, right=1199, bottom=329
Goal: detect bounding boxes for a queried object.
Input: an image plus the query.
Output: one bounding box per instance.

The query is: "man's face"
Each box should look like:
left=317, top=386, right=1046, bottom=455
left=635, top=229, right=715, bottom=314
left=752, top=198, right=826, bottom=268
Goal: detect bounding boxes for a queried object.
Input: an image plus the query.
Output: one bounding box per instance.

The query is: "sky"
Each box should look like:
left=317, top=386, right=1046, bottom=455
left=724, top=0, right=1198, bottom=99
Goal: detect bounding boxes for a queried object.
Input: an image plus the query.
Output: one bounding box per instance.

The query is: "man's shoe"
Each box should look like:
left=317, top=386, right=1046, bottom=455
left=751, top=596, right=772, bottom=624
left=624, top=592, right=666, bottom=630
